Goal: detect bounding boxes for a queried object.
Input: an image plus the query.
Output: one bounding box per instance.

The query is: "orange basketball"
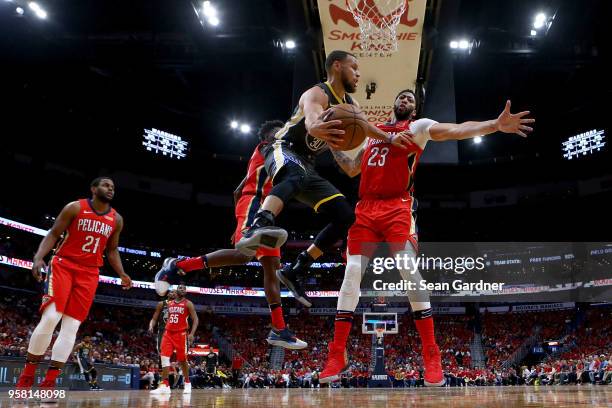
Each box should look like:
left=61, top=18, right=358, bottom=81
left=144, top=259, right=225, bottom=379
left=324, top=103, right=369, bottom=151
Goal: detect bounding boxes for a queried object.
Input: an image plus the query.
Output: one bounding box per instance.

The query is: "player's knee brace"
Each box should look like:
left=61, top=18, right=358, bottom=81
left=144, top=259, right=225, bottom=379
left=337, top=254, right=366, bottom=312
left=28, top=303, right=63, bottom=355
left=51, top=315, right=81, bottom=363
left=269, top=163, right=307, bottom=203
left=396, top=244, right=431, bottom=305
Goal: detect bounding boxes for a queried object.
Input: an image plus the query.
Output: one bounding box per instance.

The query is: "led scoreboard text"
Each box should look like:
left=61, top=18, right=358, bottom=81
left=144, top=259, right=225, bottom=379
left=143, top=128, right=188, bottom=159
left=562, top=129, right=606, bottom=160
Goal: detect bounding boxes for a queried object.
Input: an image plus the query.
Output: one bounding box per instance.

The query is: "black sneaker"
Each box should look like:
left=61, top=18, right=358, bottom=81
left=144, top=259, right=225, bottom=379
left=276, top=262, right=312, bottom=308
left=235, top=210, right=287, bottom=255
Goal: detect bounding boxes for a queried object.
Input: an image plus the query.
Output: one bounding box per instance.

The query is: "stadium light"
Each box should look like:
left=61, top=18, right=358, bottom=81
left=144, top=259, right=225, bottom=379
left=474, top=136, right=483, bottom=144
left=240, top=124, right=251, bottom=134
left=285, top=40, right=296, bottom=49
left=230, top=121, right=238, bottom=129
left=16, top=6, right=24, bottom=15
left=530, top=30, right=537, bottom=37
left=458, top=39, right=469, bottom=49
left=208, top=16, right=219, bottom=26
left=449, top=41, right=458, bottom=49
left=202, top=1, right=216, bottom=17
left=533, top=13, right=546, bottom=29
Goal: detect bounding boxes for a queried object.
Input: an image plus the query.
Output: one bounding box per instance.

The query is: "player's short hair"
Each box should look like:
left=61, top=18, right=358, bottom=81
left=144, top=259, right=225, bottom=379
left=395, top=89, right=416, bottom=102
left=90, top=176, right=113, bottom=188
left=257, top=120, right=284, bottom=142
left=325, top=50, right=357, bottom=73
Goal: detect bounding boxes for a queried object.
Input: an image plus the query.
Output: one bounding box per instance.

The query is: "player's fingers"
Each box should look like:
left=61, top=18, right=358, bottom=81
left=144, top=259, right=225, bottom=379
left=325, top=129, right=345, bottom=135
left=517, top=130, right=528, bottom=138
left=515, top=111, right=530, bottom=118
left=321, top=120, right=343, bottom=127
left=520, top=118, right=535, bottom=124
left=504, top=100, right=511, bottom=112
left=519, top=125, right=533, bottom=132
left=320, top=109, right=334, bottom=121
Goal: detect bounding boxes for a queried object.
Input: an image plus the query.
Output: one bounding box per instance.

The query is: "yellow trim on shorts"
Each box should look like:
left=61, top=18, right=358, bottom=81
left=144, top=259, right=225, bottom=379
left=47, top=258, right=54, bottom=297
left=313, top=193, right=344, bottom=213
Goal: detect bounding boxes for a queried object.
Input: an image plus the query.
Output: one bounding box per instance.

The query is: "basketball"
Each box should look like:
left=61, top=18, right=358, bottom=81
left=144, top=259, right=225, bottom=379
left=324, top=103, right=369, bottom=151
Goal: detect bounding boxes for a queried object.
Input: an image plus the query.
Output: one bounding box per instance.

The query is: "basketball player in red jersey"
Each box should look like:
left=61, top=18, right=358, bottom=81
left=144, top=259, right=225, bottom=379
left=15, top=177, right=132, bottom=393
left=319, top=90, right=535, bottom=386
left=155, top=121, right=307, bottom=350
left=151, top=284, right=198, bottom=395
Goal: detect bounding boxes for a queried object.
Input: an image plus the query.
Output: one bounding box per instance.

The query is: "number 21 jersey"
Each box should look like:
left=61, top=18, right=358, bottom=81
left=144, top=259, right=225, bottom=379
left=55, top=198, right=117, bottom=267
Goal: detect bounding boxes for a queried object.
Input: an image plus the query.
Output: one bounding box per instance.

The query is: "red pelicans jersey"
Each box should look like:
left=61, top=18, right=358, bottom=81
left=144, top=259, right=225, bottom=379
left=55, top=199, right=117, bottom=267
left=165, top=299, right=190, bottom=332
left=240, top=142, right=273, bottom=198
left=358, top=119, right=437, bottom=199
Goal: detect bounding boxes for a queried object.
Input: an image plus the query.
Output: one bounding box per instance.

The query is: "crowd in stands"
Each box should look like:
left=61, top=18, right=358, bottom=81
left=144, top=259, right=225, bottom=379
left=1, top=288, right=610, bottom=389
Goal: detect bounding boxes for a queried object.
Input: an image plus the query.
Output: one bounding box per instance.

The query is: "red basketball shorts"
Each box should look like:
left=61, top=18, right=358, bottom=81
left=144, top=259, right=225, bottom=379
left=40, top=256, right=100, bottom=322
left=160, top=330, right=188, bottom=361
left=347, top=196, right=418, bottom=258
left=234, top=194, right=281, bottom=259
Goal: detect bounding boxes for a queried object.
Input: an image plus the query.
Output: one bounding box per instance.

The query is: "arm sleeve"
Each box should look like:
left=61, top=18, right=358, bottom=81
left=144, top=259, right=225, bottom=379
left=409, top=118, right=438, bottom=140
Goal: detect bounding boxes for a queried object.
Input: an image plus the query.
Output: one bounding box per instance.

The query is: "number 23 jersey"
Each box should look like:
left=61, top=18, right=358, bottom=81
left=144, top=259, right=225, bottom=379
left=55, top=198, right=117, bottom=267
left=358, top=118, right=437, bottom=199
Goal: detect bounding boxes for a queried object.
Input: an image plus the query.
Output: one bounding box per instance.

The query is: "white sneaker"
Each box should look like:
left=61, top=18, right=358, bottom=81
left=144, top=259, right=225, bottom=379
left=150, top=384, right=171, bottom=394
left=183, top=382, right=192, bottom=394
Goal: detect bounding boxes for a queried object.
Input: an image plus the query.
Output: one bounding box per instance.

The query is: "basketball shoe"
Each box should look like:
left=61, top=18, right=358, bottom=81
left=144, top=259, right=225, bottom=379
left=423, top=344, right=445, bottom=386
left=235, top=210, right=288, bottom=255
left=183, top=382, right=191, bottom=394
left=154, top=257, right=183, bottom=296
left=150, top=383, right=171, bottom=395
left=266, top=328, right=308, bottom=350
left=319, top=344, right=349, bottom=383
left=276, top=252, right=313, bottom=307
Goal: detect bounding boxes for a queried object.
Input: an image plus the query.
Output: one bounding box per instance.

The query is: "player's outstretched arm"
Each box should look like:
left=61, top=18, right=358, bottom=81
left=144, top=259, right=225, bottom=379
left=31, top=201, right=80, bottom=282
left=149, top=301, right=164, bottom=333
left=429, top=100, right=535, bottom=141
left=105, top=214, right=132, bottom=290
left=187, top=300, right=199, bottom=345
left=330, top=147, right=364, bottom=177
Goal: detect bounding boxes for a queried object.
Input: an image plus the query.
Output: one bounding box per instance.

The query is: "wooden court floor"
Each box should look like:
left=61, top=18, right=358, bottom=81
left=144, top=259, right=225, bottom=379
left=1, top=385, right=610, bottom=407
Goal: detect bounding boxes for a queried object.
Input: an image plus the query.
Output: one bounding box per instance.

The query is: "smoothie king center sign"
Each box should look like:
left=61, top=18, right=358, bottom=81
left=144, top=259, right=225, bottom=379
left=318, top=0, right=427, bottom=124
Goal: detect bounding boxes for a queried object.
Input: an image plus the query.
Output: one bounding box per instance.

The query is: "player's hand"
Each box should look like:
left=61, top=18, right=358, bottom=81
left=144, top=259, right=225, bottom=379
left=120, top=274, right=132, bottom=290
left=148, top=325, right=154, bottom=334
left=495, top=100, right=535, bottom=138
left=188, top=334, right=195, bottom=345
left=308, top=109, right=345, bottom=147
left=31, top=258, right=47, bottom=282
left=389, top=131, right=415, bottom=149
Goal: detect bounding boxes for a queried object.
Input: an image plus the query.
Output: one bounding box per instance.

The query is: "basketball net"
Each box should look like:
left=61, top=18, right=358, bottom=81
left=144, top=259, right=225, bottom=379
left=346, top=0, right=406, bottom=54
left=375, top=327, right=385, bottom=338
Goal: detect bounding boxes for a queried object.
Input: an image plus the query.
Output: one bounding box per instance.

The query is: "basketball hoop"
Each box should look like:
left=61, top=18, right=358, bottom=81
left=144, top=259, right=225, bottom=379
left=375, top=327, right=386, bottom=338
left=346, top=0, right=407, bottom=54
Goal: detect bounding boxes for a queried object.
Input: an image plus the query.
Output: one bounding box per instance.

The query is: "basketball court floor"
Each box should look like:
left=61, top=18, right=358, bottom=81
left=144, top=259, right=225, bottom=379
left=2, top=386, right=610, bottom=407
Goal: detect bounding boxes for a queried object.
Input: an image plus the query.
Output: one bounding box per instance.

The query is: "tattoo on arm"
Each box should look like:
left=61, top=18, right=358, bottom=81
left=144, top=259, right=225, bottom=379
left=331, top=148, right=363, bottom=177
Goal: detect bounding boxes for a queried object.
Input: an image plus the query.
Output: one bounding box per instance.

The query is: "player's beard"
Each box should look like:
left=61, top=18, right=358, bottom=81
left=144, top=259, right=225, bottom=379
left=96, top=190, right=112, bottom=203
left=341, top=72, right=356, bottom=94
left=394, top=105, right=414, bottom=121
